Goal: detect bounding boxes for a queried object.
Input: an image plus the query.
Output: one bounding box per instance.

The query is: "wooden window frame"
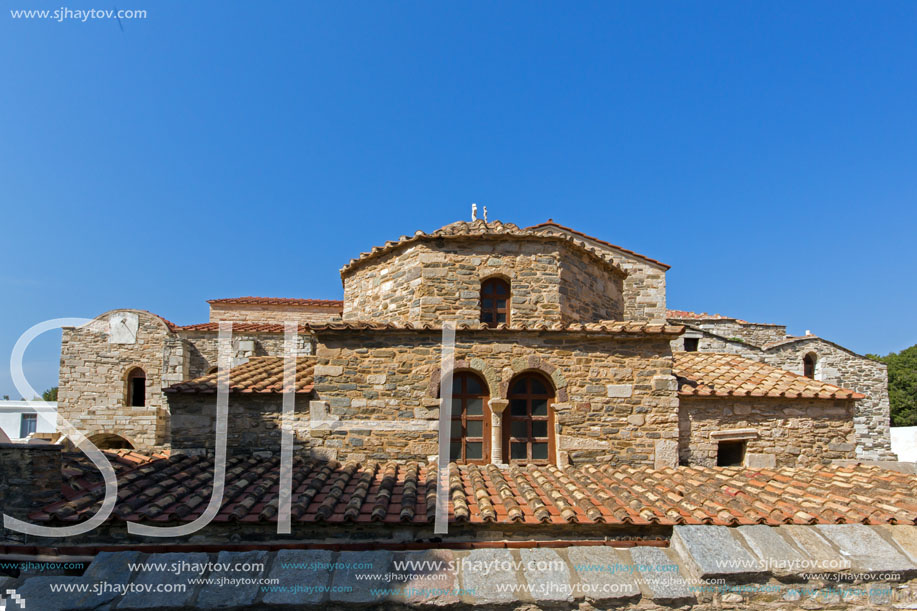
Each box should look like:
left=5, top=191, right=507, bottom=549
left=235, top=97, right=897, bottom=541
left=504, top=374, right=555, bottom=465
left=480, top=278, right=510, bottom=328
left=449, top=372, right=491, bottom=464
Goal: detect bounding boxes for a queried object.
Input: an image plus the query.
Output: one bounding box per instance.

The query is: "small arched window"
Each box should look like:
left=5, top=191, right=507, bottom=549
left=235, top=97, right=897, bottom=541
left=126, top=367, right=146, bottom=407
left=480, top=278, right=510, bottom=327
left=449, top=372, right=490, bottom=464
left=205, top=366, right=219, bottom=375
left=505, top=373, right=555, bottom=465
left=803, top=353, right=817, bottom=379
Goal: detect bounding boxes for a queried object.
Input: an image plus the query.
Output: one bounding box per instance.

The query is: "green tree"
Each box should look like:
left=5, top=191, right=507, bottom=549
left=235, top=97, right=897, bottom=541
left=41, top=387, right=58, bottom=402
left=868, top=345, right=917, bottom=427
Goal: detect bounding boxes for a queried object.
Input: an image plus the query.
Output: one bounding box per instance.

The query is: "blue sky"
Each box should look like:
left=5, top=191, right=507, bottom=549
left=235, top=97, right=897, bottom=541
left=1, top=2, right=915, bottom=398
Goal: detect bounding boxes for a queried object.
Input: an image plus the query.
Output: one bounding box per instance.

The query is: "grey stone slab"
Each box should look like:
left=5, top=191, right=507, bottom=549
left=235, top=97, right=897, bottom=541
left=519, top=548, right=572, bottom=603
left=457, top=549, right=521, bottom=605
left=567, top=546, right=641, bottom=602
left=629, top=546, right=695, bottom=604
left=261, top=549, right=333, bottom=606
left=671, top=525, right=763, bottom=579
left=329, top=550, right=392, bottom=604
left=388, top=550, right=460, bottom=607
left=816, top=524, right=913, bottom=573
left=196, top=550, right=268, bottom=609
left=71, top=551, right=141, bottom=610
left=780, top=525, right=848, bottom=572
left=737, top=525, right=807, bottom=576
left=875, top=525, right=917, bottom=564
left=14, top=576, right=83, bottom=611
left=118, top=552, right=207, bottom=609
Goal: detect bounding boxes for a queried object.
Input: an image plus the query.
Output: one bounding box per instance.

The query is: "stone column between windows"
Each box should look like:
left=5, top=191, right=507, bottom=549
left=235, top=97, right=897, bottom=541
left=488, top=399, right=509, bottom=464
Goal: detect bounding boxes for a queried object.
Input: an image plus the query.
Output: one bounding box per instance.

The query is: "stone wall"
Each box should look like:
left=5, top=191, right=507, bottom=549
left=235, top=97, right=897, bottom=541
left=529, top=224, right=668, bottom=323
left=764, top=338, right=895, bottom=460
left=0, top=444, right=61, bottom=541
left=341, top=238, right=624, bottom=326
left=309, top=329, right=679, bottom=466
left=209, top=304, right=342, bottom=324
left=175, top=331, right=315, bottom=379
left=678, top=396, right=857, bottom=467
left=58, top=310, right=173, bottom=449
left=668, top=319, right=787, bottom=347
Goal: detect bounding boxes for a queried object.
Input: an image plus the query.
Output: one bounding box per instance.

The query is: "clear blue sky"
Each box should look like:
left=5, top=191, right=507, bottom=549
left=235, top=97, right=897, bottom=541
left=1, top=2, right=915, bottom=398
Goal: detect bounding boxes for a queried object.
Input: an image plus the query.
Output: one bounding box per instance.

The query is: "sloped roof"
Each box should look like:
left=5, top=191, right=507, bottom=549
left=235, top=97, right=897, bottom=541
left=164, top=356, right=315, bottom=394
left=667, top=309, right=748, bottom=322
left=674, top=352, right=864, bottom=399
left=307, top=320, right=684, bottom=335
left=176, top=322, right=305, bottom=334
left=340, top=219, right=628, bottom=277
left=209, top=297, right=343, bottom=309
left=31, top=456, right=917, bottom=526
left=527, top=220, right=670, bottom=269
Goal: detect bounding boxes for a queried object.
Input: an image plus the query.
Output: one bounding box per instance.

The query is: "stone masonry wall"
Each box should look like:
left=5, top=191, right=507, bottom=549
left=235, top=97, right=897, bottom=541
left=678, top=396, right=857, bottom=467
left=529, top=225, right=668, bottom=323
left=308, top=330, right=679, bottom=466
left=175, top=331, right=315, bottom=379
left=58, top=310, right=172, bottom=449
left=342, top=238, right=623, bottom=326
left=209, top=304, right=342, bottom=324
left=764, top=339, right=895, bottom=460
left=669, top=319, right=787, bottom=347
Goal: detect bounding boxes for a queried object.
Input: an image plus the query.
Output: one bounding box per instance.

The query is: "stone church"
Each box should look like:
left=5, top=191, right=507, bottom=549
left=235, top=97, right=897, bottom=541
left=56, top=219, right=896, bottom=470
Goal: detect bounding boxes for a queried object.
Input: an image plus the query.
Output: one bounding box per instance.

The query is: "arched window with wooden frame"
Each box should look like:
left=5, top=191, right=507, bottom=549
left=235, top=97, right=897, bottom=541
left=504, top=373, right=555, bottom=465
left=480, top=277, right=510, bottom=327
left=448, top=372, right=490, bottom=464
left=126, top=367, right=146, bottom=407
left=803, top=352, right=817, bottom=379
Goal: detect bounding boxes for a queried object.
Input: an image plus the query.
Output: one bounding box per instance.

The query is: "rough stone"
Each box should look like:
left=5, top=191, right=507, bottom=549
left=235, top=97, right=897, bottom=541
left=329, top=550, right=392, bottom=604
left=14, top=576, right=83, bottom=611
left=519, top=548, right=572, bottom=602
left=736, top=525, right=806, bottom=576
left=458, top=549, right=521, bottom=605
left=629, top=546, right=695, bottom=604
left=567, top=546, right=641, bottom=602
left=671, top=525, right=763, bottom=579
left=816, top=524, right=913, bottom=573
left=875, top=525, right=917, bottom=564
left=261, top=549, right=334, bottom=606
left=196, top=550, right=268, bottom=609
left=118, top=552, right=208, bottom=609
left=388, top=550, right=461, bottom=606
left=781, top=525, right=850, bottom=572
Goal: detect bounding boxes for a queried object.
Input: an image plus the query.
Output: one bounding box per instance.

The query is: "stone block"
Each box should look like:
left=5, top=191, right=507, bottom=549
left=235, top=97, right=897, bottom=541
left=736, top=525, right=806, bottom=576
left=330, top=550, right=392, bottom=604
left=629, top=546, right=695, bottom=605
left=457, top=549, right=521, bottom=605
left=671, top=525, right=764, bottom=579
left=606, top=384, right=633, bottom=398
left=196, top=550, right=268, bottom=609
left=15, top=576, right=83, bottom=611
left=262, top=549, right=333, bottom=606
left=744, top=453, right=776, bottom=468
left=816, top=524, right=913, bottom=573
left=654, top=439, right=678, bottom=469
left=314, top=365, right=343, bottom=377
left=366, top=374, right=387, bottom=385
left=875, top=525, right=917, bottom=564
left=74, top=550, right=140, bottom=608
left=519, top=548, right=571, bottom=602
left=388, top=550, right=460, bottom=606
left=780, top=525, right=848, bottom=572
left=567, top=546, right=640, bottom=602
left=118, top=552, right=208, bottom=609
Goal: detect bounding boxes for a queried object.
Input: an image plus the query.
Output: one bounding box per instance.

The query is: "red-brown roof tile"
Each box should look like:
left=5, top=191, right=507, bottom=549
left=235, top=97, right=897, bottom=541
left=208, top=297, right=343, bottom=309
left=306, top=320, right=685, bottom=335
left=164, top=356, right=315, bottom=394
left=527, top=220, right=671, bottom=269
left=32, top=458, right=917, bottom=527
left=675, top=352, right=864, bottom=400
left=176, top=322, right=305, bottom=333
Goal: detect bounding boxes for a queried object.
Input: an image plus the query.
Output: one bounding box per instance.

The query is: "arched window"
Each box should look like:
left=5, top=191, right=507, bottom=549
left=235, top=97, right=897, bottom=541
left=205, top=366, right=219, bottom=375
left=126, top=367, right=146, bottom=407
left=803, top=353, right=817, bottom=379
left=480, top=278, right=510, bottom=327
left=89, top=433, right=134, bottom=450
left=505, top=373, right=554, bottom=465
left=449, top=372, right=490, bottom=464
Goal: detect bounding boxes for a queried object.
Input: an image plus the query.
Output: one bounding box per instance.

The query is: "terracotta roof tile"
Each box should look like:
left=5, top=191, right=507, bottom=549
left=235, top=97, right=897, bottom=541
left=674, top=352, right=864, bottom=400
left=32, top=458, right=917, bottom=527
left=208, top=297, right=343, bottom=309
left=163, top=356, right=315, bottom=394
left=526, top=220, right=671, bottom=269
left=306, top=320, right=684, bottom=336
left=176, top=322, right=306, bottom=333
left=341, top=219, right=628, bottom=278
left=667, top=309, right=749, bottom=322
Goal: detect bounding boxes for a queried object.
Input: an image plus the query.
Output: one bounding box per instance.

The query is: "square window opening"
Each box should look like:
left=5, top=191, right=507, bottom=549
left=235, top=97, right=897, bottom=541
left=717, top=440, right=746, bottom=467
left=684, top=338, right=699, bottom=352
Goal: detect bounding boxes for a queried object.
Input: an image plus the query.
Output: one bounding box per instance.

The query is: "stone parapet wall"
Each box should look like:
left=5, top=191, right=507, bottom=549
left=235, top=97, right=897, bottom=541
left=678, top=396, right=857, bottom=467
left=209, top=303, right=341, bottom=324
left=670, top=320, right=787, bottom=347
left=176, top=331, right=314, bottom=379
left=342, top=238, right=624, bottom=326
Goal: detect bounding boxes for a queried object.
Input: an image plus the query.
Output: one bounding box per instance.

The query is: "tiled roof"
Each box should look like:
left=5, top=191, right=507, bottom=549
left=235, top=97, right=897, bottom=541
left=674, top=352, right=864, bottom=399
left=209, top=297, right=343, bottom=309
left=164, top=357, right=315, bottom=394
left=307, top=320, right=685, bottom=335
left=527, top=220, right=671, bottom=269
left=62, top=450, right=169, bottom=496
left=176, top=322, right=304, bottom=333
left=32, top=457, right=917, bottom=526
left=667, top=309, right=751, bottom=324
left=340, top=220, right=628, bottom=277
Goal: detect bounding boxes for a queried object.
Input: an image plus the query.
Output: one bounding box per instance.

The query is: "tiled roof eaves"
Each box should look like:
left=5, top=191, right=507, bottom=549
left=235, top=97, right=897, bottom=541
left=666, top=310, right=783, bottom=327
left=340, top=220, right=628, bottom=279
left=208, top=297, right=343, bottom=308
left=176, top=323, right=305, bottom=334
left=306, top=321, right=685, bottom=336
left=526, top=221, right=671, bottom=270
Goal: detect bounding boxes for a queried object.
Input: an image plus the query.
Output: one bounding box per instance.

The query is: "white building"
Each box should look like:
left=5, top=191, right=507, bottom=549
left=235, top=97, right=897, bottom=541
left=0, top=400, right=57, bottom=442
